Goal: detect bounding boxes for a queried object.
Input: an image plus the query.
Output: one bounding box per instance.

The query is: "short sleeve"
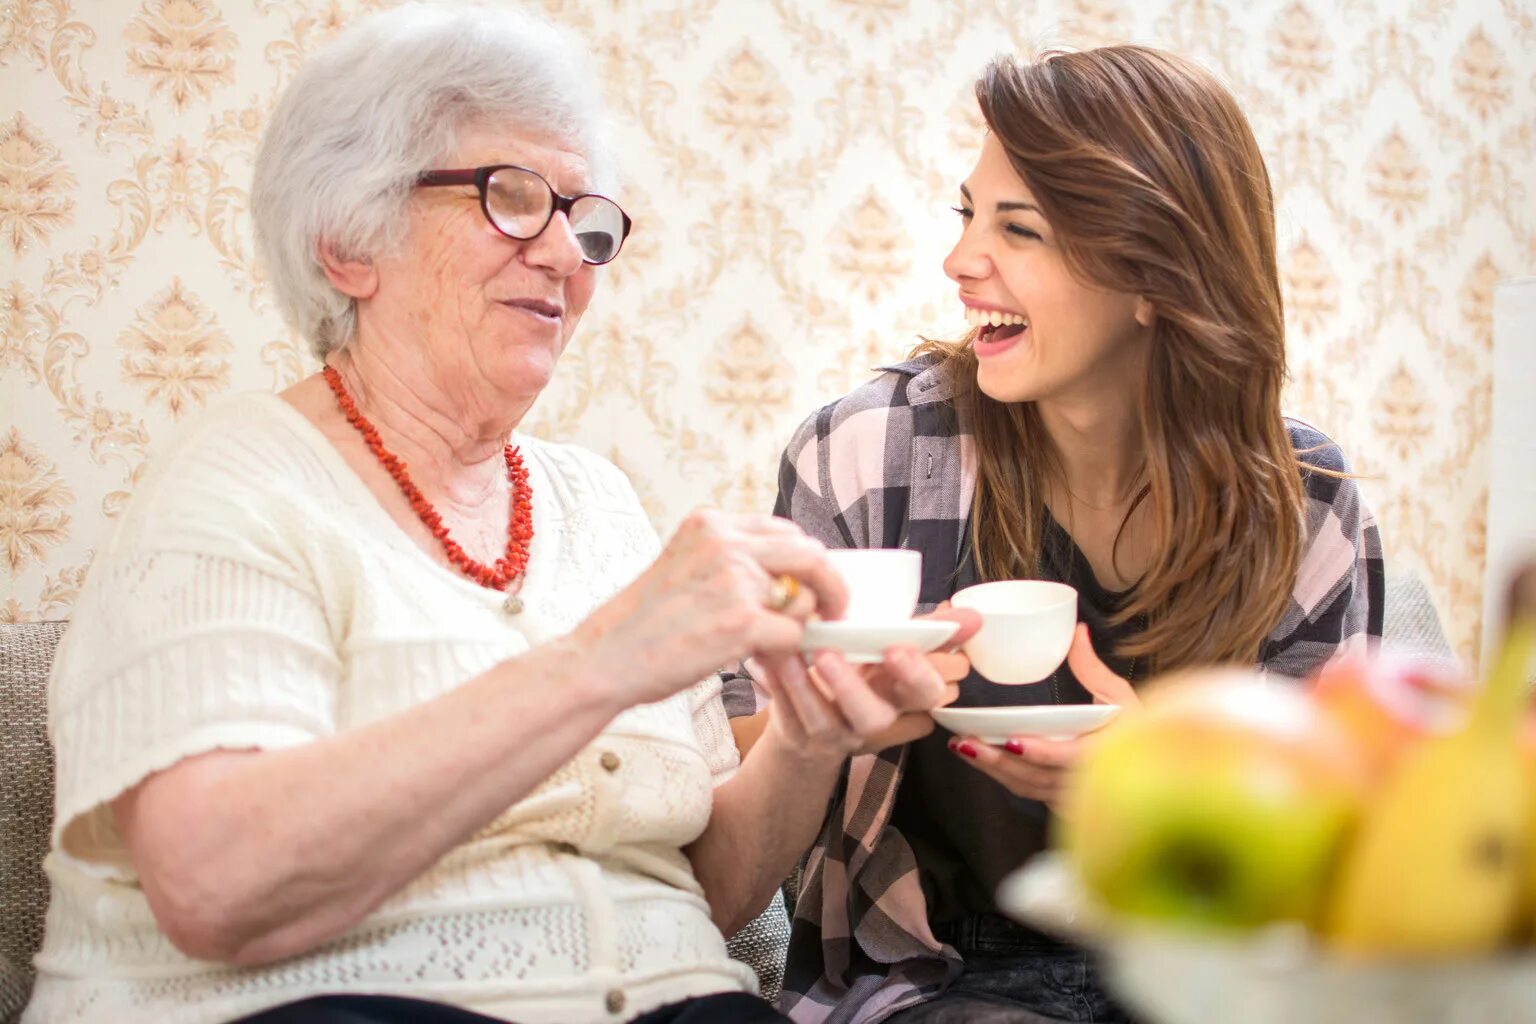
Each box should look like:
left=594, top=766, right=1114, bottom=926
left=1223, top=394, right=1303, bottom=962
left=687, top=673, right=741, bottom=786
left=48, top=484, right=341, bottom=876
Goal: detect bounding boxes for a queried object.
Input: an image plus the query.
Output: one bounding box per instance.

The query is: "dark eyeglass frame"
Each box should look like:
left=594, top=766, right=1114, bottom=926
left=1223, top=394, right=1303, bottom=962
left=415, top=164, right=633, bottom=265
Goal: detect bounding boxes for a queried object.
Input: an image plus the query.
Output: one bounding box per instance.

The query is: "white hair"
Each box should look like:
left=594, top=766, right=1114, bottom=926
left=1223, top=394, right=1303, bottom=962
left=250, top=2, right=614, bottom=358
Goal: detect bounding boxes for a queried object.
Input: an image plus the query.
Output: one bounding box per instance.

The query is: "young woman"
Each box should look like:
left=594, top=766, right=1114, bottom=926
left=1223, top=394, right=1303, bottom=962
left=732, top=46, right=1383, bottom=1024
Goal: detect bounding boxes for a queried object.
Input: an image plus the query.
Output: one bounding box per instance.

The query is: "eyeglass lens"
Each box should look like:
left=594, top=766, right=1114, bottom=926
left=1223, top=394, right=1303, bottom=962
left=485, top=167, right=625, bottom=264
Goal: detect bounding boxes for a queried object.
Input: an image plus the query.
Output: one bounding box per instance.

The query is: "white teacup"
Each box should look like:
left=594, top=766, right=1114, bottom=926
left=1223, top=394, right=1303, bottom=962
left=951, top=580, right=1078, bottom=684
left=825, top=548, right=922, bottom=623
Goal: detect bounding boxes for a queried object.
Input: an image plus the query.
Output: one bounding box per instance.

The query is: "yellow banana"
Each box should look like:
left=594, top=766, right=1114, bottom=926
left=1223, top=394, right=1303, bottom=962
left=1325, top=574, right=1535, bottom=956
left=1526, top=741, right=1536, bottom=940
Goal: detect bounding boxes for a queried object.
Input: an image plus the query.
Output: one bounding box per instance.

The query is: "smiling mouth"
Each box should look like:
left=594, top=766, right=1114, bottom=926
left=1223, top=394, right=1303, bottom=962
left=965, top=307, right=1028, bottom=343
left=980, top=323, right=1027, bottom=343
left=503, top=299, right=563, bottom=319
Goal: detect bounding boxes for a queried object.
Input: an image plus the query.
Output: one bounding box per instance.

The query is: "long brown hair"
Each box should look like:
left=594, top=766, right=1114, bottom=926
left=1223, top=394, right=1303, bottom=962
left=927, top=46, right=1304, bottom=671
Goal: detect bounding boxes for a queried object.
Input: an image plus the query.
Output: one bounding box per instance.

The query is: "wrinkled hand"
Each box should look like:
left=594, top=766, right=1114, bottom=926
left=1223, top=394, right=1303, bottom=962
left=753, top=605, right=980, bottom=761
left=573, top=509, right=847, bottom=706
left=948, top=624, right=1139, bottom=805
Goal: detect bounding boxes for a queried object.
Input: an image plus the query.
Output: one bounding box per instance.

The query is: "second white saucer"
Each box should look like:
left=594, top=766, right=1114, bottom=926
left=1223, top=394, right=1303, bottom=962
left=931, top=704, right=1120, bottom=743
left=800, top=619, right=962, bottom=663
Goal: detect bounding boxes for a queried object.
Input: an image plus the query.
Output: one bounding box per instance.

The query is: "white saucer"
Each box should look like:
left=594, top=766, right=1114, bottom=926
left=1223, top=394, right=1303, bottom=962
left=930, top=704, right=1120, bottom=743
left=799, top=619, right=962, bottom=663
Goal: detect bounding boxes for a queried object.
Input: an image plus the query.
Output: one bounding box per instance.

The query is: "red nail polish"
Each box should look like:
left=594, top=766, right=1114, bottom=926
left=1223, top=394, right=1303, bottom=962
left=955, top=741, right=979, bottom=759
left=1005, top=740, right=1024, bottom=756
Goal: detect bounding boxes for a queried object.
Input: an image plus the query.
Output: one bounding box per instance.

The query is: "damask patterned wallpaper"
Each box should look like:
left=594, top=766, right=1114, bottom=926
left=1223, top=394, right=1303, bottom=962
left=3, top=0, right=1533, bottom=668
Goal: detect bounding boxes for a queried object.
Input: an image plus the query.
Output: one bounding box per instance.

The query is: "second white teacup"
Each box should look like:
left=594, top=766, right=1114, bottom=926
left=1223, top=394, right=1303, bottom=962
left=825, top=548, right=922, bottom=623
left=951, top=580, right=1078, bottom=684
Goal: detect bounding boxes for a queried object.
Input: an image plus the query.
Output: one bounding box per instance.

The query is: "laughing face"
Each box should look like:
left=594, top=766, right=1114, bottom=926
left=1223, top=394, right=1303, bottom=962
left=945, top=134, right=1151, bottom=405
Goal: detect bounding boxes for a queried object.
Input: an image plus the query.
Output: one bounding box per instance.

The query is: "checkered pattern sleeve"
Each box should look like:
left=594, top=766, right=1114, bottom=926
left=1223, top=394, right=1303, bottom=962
left=771, top=401, right=871, bottom=548
left=1260, top=420, right=1387, bottom=678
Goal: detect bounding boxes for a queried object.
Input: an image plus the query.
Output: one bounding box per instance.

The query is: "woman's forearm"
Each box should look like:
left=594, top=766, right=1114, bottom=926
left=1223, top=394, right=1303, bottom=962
left=116, top=636, right=630, bottom=965
left=687, top=725, right=846, bottom=936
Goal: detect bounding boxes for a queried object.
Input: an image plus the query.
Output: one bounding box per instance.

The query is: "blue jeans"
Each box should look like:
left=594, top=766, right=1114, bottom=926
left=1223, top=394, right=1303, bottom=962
left=883, top=915, right=1136, bottom=1024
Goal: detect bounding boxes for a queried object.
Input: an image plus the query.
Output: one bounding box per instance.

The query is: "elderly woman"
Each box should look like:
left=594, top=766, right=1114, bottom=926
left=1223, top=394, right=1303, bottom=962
left=23, top=7, right=972, bottom=1024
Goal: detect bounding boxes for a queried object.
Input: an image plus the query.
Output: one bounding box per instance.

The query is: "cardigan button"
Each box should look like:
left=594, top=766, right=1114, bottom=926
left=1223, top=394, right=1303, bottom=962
left=599, top=751, right=622, bottom=773
left=605, top=989, right=626, bottom=1014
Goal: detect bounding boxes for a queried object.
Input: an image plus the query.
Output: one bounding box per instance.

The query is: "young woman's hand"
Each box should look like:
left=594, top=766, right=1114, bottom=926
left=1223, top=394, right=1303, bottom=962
left=1062, top=623, right=1142, bottom=710
left=947, top=624, right=1138, bottom=805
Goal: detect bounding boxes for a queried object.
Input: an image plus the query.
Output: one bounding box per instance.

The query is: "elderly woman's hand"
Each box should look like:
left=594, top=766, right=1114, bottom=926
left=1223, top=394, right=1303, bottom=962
left=572, top=509, right=847, bottom=706
left=749, top=605, right=980, bottom=761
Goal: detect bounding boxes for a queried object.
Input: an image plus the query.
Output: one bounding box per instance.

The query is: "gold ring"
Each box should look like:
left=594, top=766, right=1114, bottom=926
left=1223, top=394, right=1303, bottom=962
left=765, top=574, right=801, bottom=612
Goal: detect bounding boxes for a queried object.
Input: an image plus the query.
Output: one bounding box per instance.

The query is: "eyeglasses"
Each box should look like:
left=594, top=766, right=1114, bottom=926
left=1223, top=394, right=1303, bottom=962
left=416, top=164, right=632, bottom=265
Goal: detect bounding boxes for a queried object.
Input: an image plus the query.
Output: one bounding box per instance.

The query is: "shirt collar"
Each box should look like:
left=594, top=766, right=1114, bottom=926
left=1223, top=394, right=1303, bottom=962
left=875, top=352, right=954, bottom=407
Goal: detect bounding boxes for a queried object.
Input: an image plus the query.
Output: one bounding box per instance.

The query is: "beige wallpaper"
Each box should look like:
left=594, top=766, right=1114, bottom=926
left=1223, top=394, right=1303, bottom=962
left=3, top=0, right=1533, bottom=668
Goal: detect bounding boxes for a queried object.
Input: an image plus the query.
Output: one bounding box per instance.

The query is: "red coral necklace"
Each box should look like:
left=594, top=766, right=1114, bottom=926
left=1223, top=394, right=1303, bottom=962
left=323, top=365, right=533, bottom=611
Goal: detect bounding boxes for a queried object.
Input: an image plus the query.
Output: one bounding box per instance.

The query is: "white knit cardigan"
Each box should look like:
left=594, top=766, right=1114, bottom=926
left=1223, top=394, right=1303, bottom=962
left=26, top=394, right=753, bottom=1024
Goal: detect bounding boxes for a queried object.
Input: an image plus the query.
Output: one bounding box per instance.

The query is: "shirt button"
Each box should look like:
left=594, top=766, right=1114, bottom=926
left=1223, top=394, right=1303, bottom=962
left=604, top=989, right=626, bottom=1014
left=599, top=751, right=622, bottom=773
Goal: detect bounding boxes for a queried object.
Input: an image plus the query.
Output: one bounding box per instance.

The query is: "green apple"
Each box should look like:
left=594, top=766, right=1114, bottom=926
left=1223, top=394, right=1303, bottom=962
left=1057, top=669, right=1367, bottom=931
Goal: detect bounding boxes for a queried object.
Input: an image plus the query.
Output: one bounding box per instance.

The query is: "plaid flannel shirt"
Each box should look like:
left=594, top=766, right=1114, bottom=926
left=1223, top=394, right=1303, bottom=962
left=722, top=354, right=1385, bottom=1024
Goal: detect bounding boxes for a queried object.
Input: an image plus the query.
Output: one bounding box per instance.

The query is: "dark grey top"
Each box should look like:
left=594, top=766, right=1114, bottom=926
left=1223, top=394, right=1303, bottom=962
left=890, top=514, right=1139, bottom=932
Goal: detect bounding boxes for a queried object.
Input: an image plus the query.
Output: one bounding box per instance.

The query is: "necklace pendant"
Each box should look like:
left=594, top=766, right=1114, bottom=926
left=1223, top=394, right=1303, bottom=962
left=503, top=593, right=524, bottom=615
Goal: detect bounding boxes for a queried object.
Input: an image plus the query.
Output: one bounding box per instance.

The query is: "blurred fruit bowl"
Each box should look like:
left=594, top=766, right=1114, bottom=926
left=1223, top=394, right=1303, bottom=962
left=998, top=853, right=1536, bottom=1024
